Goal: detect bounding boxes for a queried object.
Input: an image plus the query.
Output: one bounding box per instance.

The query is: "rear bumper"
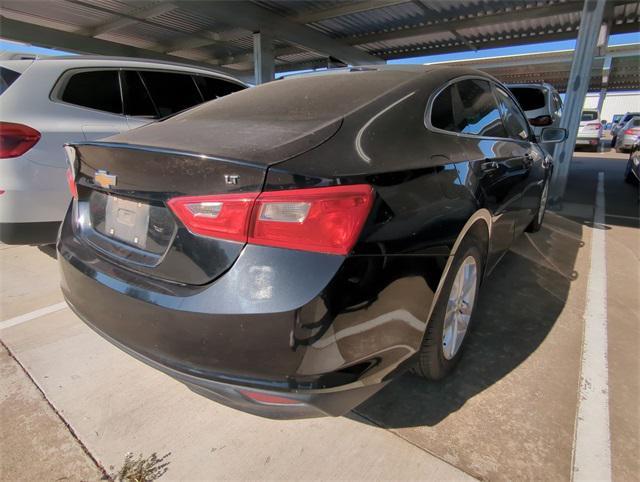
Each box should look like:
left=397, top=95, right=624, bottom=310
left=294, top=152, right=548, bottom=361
left=66, top=297, right=385, bottom=419
left=619, top=135, right=638, bottom=149
left=58, top=209, right=432, bottom=418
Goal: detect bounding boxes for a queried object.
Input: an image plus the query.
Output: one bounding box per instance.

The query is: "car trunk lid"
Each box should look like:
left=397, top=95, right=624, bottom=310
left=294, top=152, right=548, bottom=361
left=72, top=142, right=269, bottom=285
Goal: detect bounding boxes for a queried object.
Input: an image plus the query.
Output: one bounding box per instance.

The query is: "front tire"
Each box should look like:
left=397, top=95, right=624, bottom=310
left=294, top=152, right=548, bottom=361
left=625, top=158, right=638, bottom=185
left=413, top=238, right=483, bottom=380
left=526, top=179, right=549, bottom=233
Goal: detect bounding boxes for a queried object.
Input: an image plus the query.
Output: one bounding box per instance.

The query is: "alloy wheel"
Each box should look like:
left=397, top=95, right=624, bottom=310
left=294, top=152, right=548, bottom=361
left=442, top=255, right=478, bottom=360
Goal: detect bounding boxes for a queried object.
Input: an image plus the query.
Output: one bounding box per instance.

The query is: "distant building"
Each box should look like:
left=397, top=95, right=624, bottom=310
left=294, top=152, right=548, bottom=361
left=583, top=92, right=640, bottom=123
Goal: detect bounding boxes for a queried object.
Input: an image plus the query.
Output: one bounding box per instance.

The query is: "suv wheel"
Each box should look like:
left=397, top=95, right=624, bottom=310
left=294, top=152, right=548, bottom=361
left=413, top=238, right=482, bottom=380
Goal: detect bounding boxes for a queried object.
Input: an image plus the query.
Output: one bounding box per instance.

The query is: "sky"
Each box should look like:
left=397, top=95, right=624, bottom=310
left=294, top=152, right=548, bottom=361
left=1, top=32, right=638, bottom=71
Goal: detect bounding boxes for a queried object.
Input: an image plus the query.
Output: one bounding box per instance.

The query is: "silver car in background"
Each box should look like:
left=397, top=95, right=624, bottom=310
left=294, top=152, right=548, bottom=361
left=614, top=116, right=640, bottom=153
left=575, top=110, right=603, bottom=152
left=611, top=111, right=640, bottom=148
left=0, top=56, right=245, bottom=244
left=507, top=83, right=563, bottom=153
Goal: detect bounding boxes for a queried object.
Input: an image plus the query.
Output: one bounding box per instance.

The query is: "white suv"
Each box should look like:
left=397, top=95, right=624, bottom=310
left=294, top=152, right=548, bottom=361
left=576, top=110, right=603, bottom=152
left=0, top=56, right=245, bottom=244
left=506, top=83, right=563, bottom=154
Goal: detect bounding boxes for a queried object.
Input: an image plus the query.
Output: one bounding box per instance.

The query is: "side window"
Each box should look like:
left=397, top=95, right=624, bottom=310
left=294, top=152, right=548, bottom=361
left=122, top=71, right=157, bottom=117
left=431, top=79, right=507, bottom=138
left=193, top=75, right=245, bottom=101
left=61, top=70, right=122, bottom=114
left=139, top=71, right=203, bottom=117
left=494, top=86, right=531, bottom=141
left=430, top=84, right=457, bottom=132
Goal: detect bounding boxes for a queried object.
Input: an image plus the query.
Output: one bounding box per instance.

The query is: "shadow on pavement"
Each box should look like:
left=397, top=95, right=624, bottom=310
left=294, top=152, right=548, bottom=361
left=352, top=212, right=584, bottom=428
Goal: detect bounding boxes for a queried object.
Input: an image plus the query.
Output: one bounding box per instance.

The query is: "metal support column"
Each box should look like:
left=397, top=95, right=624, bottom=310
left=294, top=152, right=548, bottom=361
left=549, top=0, right=607, bottom=203
left=253, top=31, right=275, bottom=85
left=596, top=55, right=612, bottom=115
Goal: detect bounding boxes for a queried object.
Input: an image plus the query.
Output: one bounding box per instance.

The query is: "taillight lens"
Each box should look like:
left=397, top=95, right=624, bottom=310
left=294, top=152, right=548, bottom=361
left=0, top=122, right=41, bottom=158
left=66, top=168, right=78, bottom=199
left=624, top=128, right=640, bottom=135
left=167, top=184, right=374, bottom=255
left=167, top=192, right=259, bottom=243
left=250, top=185, right=374, bottom=255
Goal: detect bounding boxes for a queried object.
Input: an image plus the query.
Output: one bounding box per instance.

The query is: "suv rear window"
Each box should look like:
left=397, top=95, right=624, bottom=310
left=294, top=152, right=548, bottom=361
left=0, top=67, right=21, bottom=95
left=581, top=111, right=598, bottom=121
left=508, top=87, right=546, bottom=111
left=61, top=70, right=122, bottom=114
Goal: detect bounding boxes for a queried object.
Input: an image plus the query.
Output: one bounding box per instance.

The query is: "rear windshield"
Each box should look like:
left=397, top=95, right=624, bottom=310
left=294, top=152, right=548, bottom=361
left=630, top=118, right=640, bottom=127
left=508, top=87, right=546, bottom=111
left=0, top=67, right=21, bottom=95
left=581, top=111, right=598, bottom=121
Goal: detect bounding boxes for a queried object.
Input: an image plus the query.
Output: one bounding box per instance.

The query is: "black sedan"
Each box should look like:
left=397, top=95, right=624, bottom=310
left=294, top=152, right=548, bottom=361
left=58, top=66, right=566, bottom=419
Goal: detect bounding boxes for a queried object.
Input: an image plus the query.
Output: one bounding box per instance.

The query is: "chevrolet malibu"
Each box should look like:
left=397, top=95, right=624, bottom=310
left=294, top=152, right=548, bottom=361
left=58, top=67, right=566, bottom=419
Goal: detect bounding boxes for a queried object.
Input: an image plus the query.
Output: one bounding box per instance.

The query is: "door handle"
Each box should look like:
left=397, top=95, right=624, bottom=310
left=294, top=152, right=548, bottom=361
left=524, top=153, right=534, bottom=167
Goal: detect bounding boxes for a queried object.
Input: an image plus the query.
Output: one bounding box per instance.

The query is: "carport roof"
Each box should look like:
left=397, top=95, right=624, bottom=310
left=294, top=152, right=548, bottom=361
left=425, top=43, right=640, bottom=92
left=0, top=0, right=639, bottom=81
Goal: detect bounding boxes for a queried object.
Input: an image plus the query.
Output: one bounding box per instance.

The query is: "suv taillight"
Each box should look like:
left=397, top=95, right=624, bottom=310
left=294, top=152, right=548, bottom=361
left=624, top=128, right=640, bottom=135
left=0, top=122, right=41, bottom=158
left=167, top=184, right=374, bottom=255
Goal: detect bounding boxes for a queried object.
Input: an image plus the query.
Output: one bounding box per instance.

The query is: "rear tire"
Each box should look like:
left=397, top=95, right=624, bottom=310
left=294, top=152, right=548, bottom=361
left=412, top=238, right=483, bottom=380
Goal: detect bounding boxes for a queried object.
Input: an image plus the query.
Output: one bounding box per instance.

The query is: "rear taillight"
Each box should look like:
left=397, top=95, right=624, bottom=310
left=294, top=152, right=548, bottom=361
left=0, top=122, right=41, bottom=158
left=238, top=389, right=301, bottom=406
left=167, top=184, right=374, bottom=255
left=624, top=128, right=640, bottom=135
left=66, top=168, right=78, bottom=199
left=167, top=192, right=258, bottom=243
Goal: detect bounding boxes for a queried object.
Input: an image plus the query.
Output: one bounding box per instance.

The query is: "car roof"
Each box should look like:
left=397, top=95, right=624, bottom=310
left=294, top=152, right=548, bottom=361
left=0, top=59, right=35, bottom=73
left=505, top=82, right=556, bottom=91
left=282, top=64, right=490, bottom=79
left=26, top=55, right=245, bottom=84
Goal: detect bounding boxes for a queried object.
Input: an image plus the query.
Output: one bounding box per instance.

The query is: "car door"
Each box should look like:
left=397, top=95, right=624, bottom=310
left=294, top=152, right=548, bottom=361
left=439, top=78, right=530, bottom=268
left=494, top=84, right=544, bottom=233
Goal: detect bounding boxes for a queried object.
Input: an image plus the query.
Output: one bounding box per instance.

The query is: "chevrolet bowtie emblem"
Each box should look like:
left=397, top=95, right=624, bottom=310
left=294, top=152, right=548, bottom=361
left=94, top=170, right=117, bottom=189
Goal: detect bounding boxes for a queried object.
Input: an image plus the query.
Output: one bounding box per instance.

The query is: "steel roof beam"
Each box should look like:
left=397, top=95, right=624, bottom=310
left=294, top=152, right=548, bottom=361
left=177, top=1, right=382, bottom=66
left=345, top=1, right=587, bottom=46
left=77, top=2, right=178, bottom=37
left=293, top=0, right=411, bottom=24
left=0, top=16, right=250, bottom=81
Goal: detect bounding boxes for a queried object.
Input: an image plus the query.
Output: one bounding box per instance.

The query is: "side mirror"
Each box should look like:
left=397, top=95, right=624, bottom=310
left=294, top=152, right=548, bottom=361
left=540, top=127, right=568, bottom=144
left=529, top=115, right=553, bottom=126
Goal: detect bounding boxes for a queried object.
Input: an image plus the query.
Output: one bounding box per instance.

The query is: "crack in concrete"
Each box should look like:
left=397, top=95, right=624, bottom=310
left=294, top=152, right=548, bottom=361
left=0, top=338, right=110, bottom=481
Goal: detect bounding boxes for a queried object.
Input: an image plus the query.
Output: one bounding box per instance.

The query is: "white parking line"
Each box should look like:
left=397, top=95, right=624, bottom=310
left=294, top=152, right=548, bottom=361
left=0, top=302, right=69, bottom=330
left=571, top=172, right=611, bottom=482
